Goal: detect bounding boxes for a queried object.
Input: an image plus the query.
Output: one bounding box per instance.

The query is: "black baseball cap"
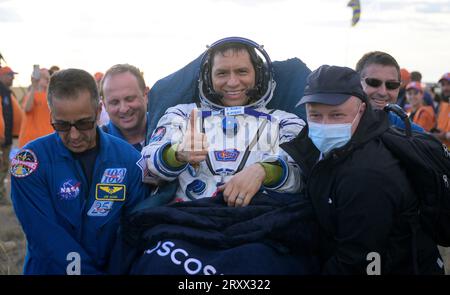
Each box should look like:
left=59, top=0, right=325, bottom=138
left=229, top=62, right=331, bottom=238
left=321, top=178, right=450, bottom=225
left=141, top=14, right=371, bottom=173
left=298, top=65, right=367, bottom=106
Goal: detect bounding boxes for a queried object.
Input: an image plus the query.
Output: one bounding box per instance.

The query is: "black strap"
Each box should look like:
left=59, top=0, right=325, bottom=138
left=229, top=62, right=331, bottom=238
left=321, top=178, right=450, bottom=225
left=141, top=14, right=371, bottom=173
left=384, top=104, right=412, bottom=137
left=0, top=82, right=13, bottom=146
left=235, top=110, right=275, bottom=173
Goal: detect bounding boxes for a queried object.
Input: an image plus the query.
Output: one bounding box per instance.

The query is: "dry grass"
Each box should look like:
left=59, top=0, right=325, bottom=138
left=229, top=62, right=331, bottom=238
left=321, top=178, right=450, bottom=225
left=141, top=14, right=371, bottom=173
left=0, top=202, right=26, bottom=275
left=439, top=246, right=450, bottom=274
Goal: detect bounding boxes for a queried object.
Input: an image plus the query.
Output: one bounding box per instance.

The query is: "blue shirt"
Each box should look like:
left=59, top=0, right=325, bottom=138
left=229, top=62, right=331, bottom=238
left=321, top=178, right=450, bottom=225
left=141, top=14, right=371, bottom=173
left=11, top=129, right=147, bottom=274
left=388, top=112, right=424, bottom=132
left=102, top=113, right=151, bottom=152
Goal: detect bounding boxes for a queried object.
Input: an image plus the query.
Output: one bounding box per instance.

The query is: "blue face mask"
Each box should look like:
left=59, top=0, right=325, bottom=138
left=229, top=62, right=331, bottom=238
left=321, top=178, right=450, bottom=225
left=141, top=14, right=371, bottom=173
left=308, top=105, right=362, bottom=155
left=308, top=121, right=352, bottom=155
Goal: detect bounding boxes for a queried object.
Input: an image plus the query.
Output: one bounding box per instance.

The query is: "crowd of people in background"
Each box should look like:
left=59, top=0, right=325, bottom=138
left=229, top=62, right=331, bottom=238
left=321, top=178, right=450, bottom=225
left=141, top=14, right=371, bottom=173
left=2, top=63, right=448, bottom=164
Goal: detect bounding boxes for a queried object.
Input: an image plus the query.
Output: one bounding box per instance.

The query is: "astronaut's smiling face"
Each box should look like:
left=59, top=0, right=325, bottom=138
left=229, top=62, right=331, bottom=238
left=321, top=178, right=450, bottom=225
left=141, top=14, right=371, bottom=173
left=211, top=48, right=256, bottom=107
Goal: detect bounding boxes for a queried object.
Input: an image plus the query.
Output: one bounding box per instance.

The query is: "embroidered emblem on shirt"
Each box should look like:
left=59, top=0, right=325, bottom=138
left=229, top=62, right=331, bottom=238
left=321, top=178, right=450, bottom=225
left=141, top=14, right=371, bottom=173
left=87, top=200, right=114, bottom=217
left=95, top=184, right=126, bottom=201
left=10, top=149, right=39, bottom=178
left=214, top=149, right=240, bottom=162
left=101, top=168, right=127, bottom=184
left=58, top=179, right=81, bottom=200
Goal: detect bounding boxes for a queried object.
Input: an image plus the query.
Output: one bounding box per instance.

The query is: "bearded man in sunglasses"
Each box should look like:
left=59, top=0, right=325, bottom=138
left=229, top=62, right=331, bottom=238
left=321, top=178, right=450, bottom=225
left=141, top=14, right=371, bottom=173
left=356, top=51, right=424, bottom=132
left=10, top=69, right=147, bottom=274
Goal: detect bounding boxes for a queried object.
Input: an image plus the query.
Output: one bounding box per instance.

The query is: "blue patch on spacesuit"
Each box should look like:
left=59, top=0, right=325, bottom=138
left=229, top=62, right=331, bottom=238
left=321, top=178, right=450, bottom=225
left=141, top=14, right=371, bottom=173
left=214, top=149, right=240, bottom=162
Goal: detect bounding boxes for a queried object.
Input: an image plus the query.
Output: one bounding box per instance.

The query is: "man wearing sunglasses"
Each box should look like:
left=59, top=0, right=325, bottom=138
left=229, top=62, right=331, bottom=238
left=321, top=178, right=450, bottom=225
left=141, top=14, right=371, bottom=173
left=356, top=51, right=424, bottom=132
left=10, top=69, right=147, bottom=274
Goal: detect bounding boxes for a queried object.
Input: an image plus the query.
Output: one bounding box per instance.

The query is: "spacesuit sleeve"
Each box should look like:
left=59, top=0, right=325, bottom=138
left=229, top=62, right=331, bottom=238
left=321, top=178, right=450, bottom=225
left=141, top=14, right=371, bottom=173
left=141, top=104, right=193, bottom=181
left=11, top=162, right=103, bottom=274
left=261, top=111, right=306, bottom=193
left=125, top=154, right=148, bottom=212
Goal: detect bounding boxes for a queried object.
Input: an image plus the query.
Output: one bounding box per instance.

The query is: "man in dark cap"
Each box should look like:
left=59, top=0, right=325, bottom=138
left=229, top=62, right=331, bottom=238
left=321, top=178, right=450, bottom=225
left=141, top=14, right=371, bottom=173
left=282, top=65, right=443, bottom=274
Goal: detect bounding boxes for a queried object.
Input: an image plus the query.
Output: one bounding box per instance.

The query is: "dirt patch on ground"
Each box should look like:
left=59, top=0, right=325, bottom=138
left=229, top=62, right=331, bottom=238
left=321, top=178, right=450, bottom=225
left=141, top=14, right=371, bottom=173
left=0, top=202, right=26, bottom=275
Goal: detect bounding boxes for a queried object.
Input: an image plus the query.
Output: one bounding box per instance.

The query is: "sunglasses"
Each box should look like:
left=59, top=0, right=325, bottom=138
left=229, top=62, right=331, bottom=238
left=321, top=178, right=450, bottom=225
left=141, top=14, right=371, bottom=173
left=51, top=118, right=96, bottom=132
left=364, top=78, right=401, bottom=90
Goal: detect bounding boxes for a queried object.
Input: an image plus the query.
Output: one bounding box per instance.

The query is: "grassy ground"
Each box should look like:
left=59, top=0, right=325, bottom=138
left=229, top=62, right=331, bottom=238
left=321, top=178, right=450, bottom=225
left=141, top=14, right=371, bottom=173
left=0, top=187, right=26, bottom=275
left=439, top=246, right=450, bottom=274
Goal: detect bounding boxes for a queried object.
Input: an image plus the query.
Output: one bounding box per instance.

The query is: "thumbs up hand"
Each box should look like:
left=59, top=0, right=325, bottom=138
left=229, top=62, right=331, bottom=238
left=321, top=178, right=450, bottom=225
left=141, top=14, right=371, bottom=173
left=175, top=108, right=209, bottom=165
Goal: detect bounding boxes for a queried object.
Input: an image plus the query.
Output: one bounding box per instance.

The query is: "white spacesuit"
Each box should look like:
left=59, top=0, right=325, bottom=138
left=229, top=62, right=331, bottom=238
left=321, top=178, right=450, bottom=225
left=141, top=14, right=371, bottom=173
left=142, top=37, right=306, bottom=202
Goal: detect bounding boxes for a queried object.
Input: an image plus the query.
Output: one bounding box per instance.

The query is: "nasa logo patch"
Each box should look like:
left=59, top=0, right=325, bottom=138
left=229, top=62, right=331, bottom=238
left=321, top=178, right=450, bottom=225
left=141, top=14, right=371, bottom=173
left=58, top=179, right=81, bottom=200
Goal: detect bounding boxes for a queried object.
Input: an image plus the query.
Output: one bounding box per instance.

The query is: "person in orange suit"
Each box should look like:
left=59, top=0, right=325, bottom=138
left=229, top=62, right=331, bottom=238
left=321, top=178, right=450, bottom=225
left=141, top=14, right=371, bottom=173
left=432, top=73, right=450, bottom=147
left=18, top=68, right=53, bottom=147
left=406, top=81, right=436, bottom=132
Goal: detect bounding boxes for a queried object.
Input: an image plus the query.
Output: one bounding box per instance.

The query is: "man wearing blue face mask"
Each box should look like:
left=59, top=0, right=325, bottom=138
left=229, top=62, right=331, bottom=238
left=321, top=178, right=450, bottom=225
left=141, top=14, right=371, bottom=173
left=281, top=65, right=443, bottom=274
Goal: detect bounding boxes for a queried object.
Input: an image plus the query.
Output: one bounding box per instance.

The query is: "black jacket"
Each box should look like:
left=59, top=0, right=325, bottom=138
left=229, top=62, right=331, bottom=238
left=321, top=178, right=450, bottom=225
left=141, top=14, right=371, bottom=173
left=281, top=109, right=443, bottom=274
left=0, top=81, right=13, bottom=146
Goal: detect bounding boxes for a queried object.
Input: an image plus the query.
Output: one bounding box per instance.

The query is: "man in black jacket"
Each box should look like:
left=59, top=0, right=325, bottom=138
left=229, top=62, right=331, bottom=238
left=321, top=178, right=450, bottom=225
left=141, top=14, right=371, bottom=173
left=281, top=65, right=444, bottom=274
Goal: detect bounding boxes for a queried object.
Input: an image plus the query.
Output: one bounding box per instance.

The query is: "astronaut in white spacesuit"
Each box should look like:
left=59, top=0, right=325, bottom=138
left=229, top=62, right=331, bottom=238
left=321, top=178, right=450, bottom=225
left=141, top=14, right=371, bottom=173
left=142, top=37, right=306, bottom=207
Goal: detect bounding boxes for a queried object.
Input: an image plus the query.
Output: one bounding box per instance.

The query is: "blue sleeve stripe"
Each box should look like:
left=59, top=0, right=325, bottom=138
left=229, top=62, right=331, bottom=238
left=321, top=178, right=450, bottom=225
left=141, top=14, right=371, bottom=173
left=279, top=121, right=305, bottom=128
left=177, top=108, right=188, bottom=117
left=166, top=107, right=187, bottom=118
left=165, top=111, right=186, bottom=118
left=280, top=134, right=294, bottom=142
left=153, top=142, right=187, bottom=178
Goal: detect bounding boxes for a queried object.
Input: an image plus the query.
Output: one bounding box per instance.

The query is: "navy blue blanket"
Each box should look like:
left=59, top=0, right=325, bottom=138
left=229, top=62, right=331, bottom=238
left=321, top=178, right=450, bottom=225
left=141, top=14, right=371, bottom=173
left=129, top=239, right=318, bottom=275
left=109, top=192, right=320, bottom=275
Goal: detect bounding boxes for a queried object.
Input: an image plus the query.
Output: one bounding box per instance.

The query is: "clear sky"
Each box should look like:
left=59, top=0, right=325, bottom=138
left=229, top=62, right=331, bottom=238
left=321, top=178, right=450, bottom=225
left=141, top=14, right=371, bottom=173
left=1, top=0, right=449, bottom=87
